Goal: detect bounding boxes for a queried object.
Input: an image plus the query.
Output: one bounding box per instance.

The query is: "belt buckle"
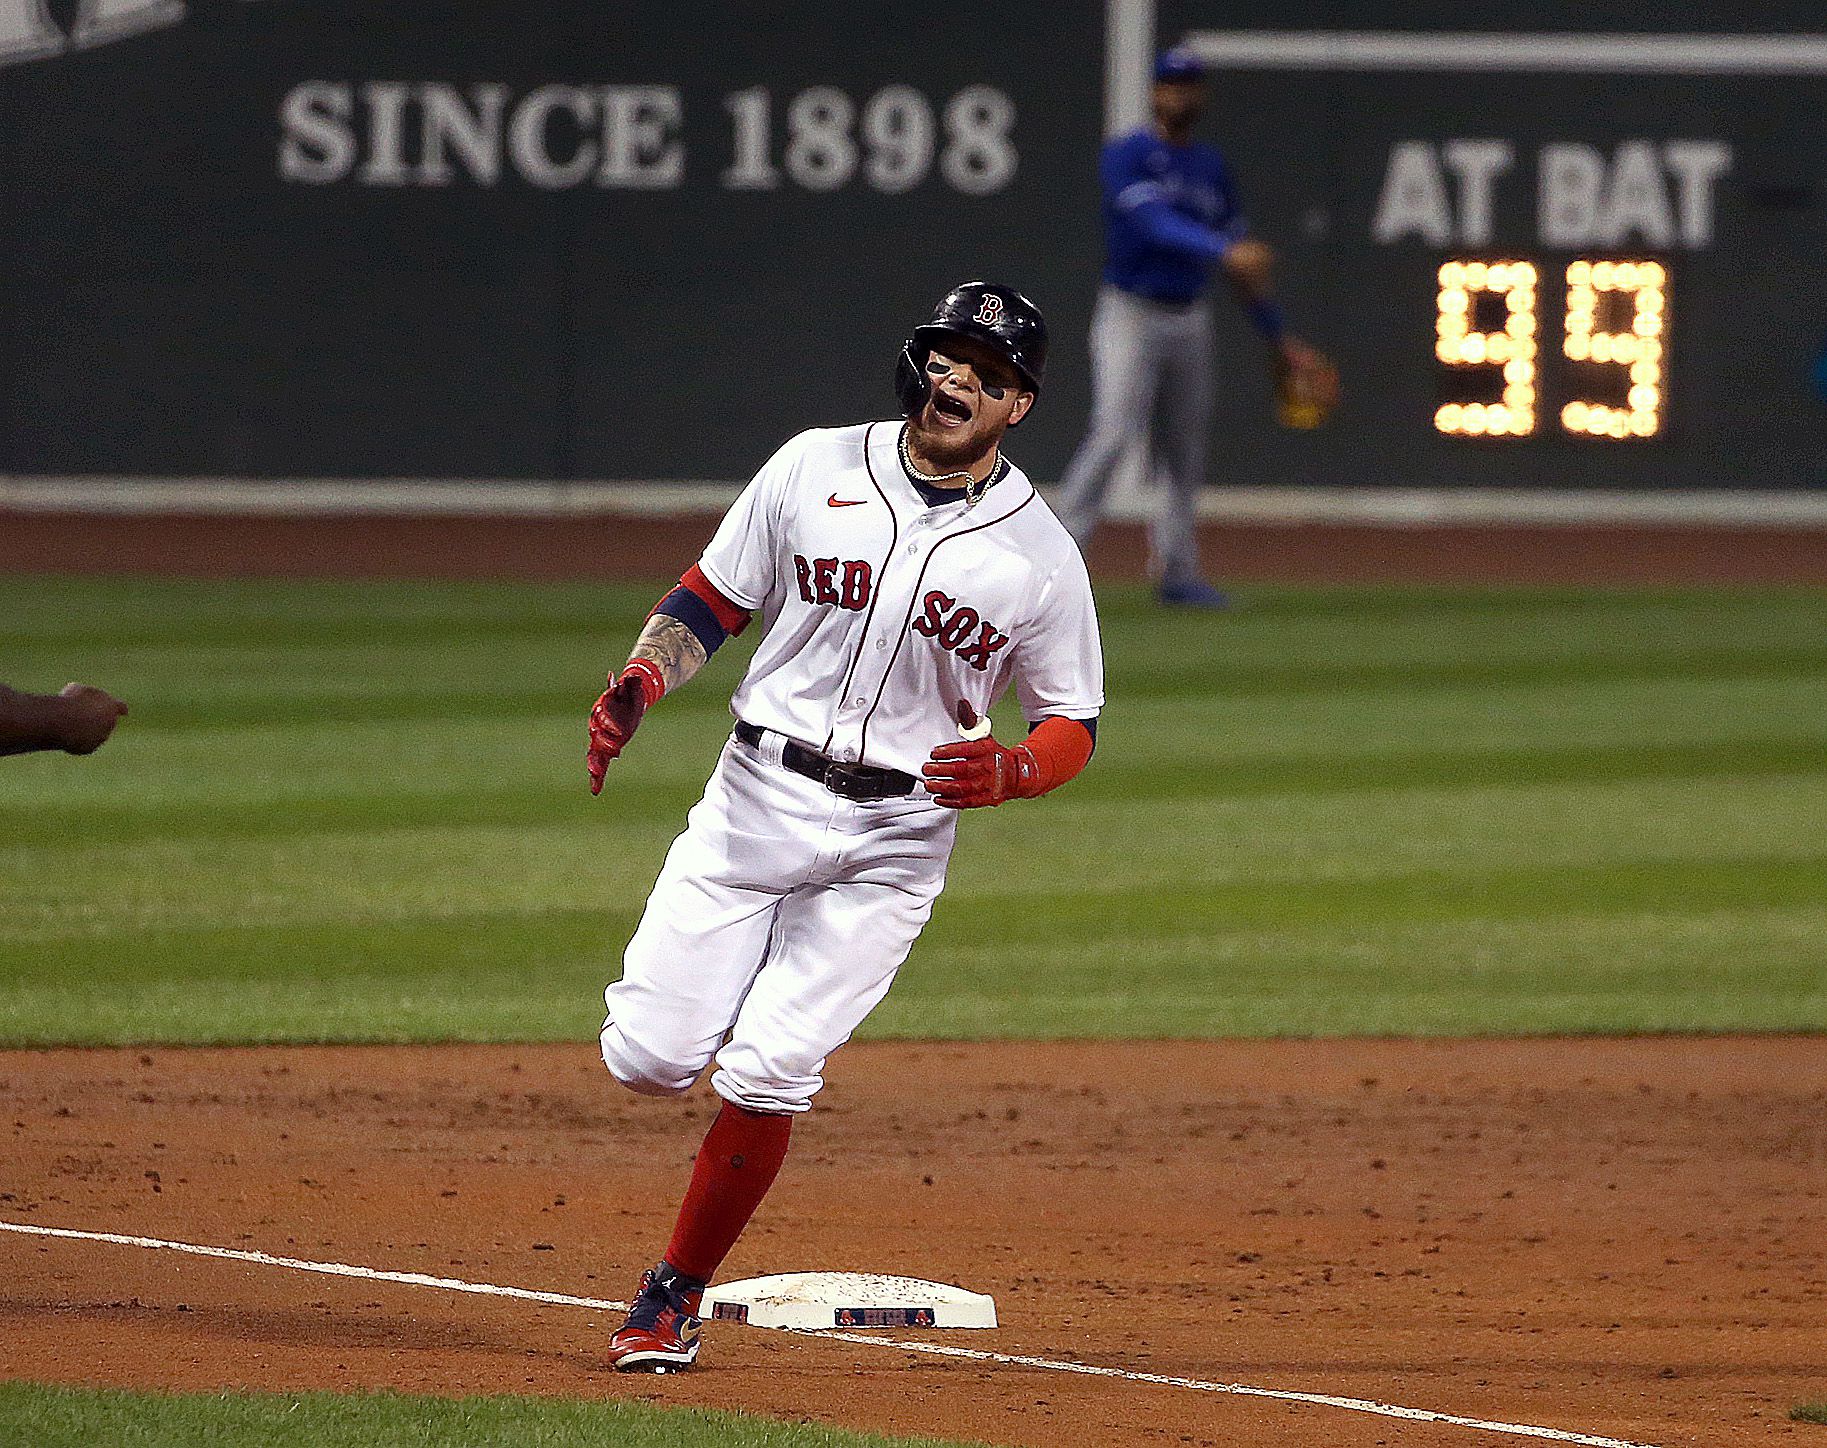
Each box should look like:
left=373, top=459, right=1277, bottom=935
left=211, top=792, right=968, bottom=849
left=821, top=762, right=877, bottom=801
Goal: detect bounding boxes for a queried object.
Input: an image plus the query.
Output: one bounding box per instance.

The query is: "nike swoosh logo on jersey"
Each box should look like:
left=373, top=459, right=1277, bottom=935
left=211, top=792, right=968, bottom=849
left=828, top=495, right=866, bottom=507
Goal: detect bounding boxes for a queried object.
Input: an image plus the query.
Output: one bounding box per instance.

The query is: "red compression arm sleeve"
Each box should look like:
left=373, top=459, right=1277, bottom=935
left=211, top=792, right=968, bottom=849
left=642, top=565, right=752, bottom=635
left=625, top=565, right=752, bottom=710
left=677, top=564, right=751, bottom=636
left=1019, top=716, right=1096, bottom=797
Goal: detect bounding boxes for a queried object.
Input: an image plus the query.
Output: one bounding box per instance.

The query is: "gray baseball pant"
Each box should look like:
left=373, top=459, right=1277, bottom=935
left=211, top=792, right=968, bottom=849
left=1054, top=285, right=1214, bottom=588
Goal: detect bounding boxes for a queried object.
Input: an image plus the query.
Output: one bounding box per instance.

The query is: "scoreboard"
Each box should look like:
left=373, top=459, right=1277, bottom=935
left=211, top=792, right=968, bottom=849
left=5, top=3, right=1824, bottom=489
left=1431, top=256, right=1666, bottom=441
left=1167, top=22, right=1827, bottom=492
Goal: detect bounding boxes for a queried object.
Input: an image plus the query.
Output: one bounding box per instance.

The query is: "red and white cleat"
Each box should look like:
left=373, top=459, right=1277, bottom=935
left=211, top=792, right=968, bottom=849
left=605, top=1263, right=705, bottom=1373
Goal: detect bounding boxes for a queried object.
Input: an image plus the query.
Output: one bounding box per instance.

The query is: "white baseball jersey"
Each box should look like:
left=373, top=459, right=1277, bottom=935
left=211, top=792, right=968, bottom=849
left=601, top=419, right=1103, bottom=1116
left=697, top=421, right=1105, bottom=776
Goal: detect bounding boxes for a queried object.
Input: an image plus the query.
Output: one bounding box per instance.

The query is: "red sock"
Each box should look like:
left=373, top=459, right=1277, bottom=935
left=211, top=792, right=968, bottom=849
left=663, top=1101, right=792, bottom=1283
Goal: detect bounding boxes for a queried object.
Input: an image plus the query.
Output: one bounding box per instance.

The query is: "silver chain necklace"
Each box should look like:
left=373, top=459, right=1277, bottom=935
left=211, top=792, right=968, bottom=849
left=899, top=425, right=993, bottom=507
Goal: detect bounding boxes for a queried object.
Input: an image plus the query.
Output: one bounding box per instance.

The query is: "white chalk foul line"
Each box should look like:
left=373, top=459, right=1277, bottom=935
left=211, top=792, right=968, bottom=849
left=0, top=1218, right=1662, bottom=1448
left=0, top=1219, right=627, bottom=1314
left=820, top=1332, right=1658, bottom=1447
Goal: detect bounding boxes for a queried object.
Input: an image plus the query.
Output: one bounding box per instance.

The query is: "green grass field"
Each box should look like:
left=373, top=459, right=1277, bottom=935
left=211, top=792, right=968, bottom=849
left=0, top=1383, right=985, bottom=1448
left=2, top=575, right=1824, bottom=1045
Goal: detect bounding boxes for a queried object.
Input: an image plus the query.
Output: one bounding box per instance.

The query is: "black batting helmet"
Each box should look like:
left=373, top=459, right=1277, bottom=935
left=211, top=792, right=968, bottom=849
left=896, top=281, right=1048, bottom=424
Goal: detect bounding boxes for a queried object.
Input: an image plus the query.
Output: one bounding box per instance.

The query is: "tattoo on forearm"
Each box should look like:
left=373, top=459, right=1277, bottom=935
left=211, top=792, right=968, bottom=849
left=629, top=614, right=709, bottom=695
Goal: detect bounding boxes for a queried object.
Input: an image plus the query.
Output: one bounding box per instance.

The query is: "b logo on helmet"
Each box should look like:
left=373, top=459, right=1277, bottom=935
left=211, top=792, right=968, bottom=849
left=972, top=294, right=1005, bottom=327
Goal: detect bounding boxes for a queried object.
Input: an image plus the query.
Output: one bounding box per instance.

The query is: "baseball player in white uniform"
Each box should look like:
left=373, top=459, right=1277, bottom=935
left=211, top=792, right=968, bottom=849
left=585, top=282, right=1104, bottom=1372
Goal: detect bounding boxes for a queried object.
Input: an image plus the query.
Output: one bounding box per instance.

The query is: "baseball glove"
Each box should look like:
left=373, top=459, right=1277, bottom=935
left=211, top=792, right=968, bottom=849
left=1273, top=339, right=1340, bottom=430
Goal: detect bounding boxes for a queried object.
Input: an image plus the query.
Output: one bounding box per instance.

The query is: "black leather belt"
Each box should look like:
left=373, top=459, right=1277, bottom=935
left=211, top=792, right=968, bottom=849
left=733, top=721, right=917, bottom=801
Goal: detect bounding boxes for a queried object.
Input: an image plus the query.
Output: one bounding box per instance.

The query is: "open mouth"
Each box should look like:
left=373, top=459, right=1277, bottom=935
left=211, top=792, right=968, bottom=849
left=931, top=392, right=972, bottom=427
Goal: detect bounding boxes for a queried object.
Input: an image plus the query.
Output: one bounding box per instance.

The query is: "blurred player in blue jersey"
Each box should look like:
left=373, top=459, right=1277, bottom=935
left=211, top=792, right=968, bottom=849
left=1057, top=47, right=1334, bottom=608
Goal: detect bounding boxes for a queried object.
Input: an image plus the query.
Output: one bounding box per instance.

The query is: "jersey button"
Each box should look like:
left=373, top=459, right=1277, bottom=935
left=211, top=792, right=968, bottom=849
left=875, top=638, right=887, bottom=650
left=905, top=542, right=919, bottom=556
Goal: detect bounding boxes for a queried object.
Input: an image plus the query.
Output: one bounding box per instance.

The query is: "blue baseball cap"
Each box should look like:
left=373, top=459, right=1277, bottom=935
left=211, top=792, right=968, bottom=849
left=1154, top=47, right=1207, bottom=83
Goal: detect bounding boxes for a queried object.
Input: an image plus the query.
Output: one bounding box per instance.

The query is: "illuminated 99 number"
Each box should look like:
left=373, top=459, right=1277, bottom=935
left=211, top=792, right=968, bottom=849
left=1434, top=259, right=1667, bottom=439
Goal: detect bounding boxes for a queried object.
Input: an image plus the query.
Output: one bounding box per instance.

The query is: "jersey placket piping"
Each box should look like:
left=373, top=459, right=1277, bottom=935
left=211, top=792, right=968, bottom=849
left=820, top=422, right=900, bottom=759
left=857, top=491, right=1037, bottom=762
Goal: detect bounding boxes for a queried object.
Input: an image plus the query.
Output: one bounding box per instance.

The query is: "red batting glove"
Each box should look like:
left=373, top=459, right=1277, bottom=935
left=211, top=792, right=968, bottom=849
left=922, top=734, right=1041, bottom=809
left=586, top=661, right=664, bottom=795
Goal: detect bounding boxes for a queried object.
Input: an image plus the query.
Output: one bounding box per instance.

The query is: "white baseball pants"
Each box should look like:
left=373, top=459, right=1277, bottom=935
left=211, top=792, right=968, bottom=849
left=601, top=728, right=956, bottom=1114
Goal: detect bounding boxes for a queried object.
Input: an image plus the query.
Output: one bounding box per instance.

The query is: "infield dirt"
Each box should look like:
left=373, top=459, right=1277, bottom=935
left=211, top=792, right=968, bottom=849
left=2, top=1038, right=1821, bottom=1448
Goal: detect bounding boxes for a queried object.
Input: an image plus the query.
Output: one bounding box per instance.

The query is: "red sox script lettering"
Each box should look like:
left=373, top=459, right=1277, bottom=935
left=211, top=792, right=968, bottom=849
left=912, top=590, right=1011, bottom=671
left=793, top=555, right=873, bottom=611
